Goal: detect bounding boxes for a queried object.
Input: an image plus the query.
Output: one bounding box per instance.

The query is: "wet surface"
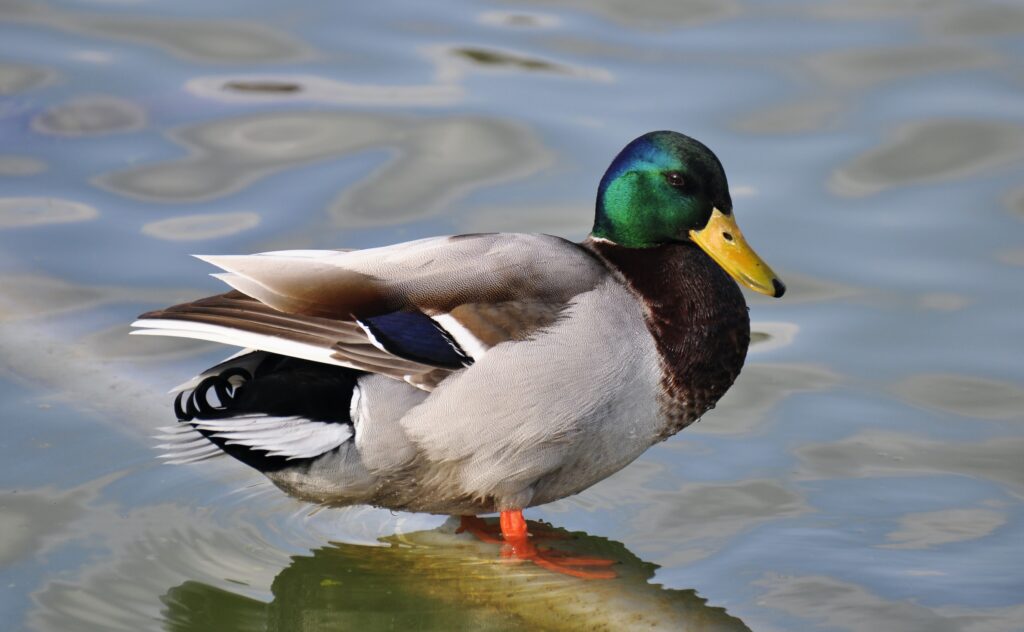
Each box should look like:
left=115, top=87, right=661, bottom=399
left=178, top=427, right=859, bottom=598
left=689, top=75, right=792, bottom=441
left=140, top=212, right=262, bottom=242
left=1, top=0, right=1022, bottom=630
left=32, top=95, right=146, bottom=137
left=0, top=198, right=98, bottom=229
left=830, top=120, right=1024, bottom=196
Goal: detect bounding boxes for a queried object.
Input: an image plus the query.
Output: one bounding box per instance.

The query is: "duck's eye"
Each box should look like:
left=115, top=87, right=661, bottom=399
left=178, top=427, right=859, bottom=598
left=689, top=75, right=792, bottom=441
left=664, top=171, right=686, bottom=188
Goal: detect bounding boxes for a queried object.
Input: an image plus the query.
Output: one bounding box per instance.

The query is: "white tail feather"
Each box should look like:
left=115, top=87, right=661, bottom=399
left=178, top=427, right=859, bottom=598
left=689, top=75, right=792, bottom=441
left=154, top=414, right=352, bottom=463
left=131, top=319, right=351, bottom=369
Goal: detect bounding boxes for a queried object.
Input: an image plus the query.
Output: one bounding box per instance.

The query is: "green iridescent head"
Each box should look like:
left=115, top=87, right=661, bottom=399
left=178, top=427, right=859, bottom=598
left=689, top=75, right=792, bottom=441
left=592, top=130, right=730, bottom=247
left=592, top=130, right=785, bottom=297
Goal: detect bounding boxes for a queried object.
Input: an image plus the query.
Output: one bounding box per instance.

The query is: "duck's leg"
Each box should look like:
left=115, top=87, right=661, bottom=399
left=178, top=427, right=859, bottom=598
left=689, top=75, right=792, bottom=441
left=458, top=514, right=568, bottom=540
left=498, top=509, right=617, bottom=580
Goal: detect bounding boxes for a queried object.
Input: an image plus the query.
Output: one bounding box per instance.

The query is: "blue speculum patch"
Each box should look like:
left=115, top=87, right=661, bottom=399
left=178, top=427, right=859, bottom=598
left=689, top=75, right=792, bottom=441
left=360, top=311, right=472, bottom=368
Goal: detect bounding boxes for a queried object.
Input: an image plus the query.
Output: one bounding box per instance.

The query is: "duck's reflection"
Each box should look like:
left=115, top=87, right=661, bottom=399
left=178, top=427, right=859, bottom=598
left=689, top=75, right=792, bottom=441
left=161, top=517, right=750, bottom=631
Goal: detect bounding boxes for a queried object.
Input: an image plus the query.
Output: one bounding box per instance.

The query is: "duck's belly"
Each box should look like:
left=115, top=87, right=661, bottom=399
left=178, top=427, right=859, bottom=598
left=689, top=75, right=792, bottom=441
left=394, top=277, right=667, bottom=514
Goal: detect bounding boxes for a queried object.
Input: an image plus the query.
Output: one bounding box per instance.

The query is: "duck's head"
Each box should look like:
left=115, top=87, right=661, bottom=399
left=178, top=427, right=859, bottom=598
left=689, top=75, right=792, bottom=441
left=592, top=130, right=785, bottom=298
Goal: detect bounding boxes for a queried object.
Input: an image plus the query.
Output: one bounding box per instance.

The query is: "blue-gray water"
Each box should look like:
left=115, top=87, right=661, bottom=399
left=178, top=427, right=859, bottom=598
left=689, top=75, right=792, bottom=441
left=2, top=1, right=1023, bottom=630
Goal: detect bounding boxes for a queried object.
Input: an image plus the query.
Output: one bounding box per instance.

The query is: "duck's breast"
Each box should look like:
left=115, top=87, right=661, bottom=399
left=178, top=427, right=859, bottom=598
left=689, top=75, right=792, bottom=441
left=399, top=276, right=665, bottom=512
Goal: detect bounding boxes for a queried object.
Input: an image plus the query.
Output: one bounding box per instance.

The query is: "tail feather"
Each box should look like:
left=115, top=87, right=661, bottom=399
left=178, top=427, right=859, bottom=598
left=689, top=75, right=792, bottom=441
left=159, top=351, right=361, bottom=472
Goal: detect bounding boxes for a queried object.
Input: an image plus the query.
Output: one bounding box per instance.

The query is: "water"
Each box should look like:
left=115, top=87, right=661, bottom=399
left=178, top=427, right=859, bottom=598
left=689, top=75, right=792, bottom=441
left=2, top=0, right=1023, bottom=630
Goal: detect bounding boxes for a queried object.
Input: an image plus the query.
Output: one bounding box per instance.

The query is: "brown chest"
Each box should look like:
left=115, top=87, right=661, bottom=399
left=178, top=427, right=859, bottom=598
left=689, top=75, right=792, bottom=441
left=586, top=240, right=751, bottom=436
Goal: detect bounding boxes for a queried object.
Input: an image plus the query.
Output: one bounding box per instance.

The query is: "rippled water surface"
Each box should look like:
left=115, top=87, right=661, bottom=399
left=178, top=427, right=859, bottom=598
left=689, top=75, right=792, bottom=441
left=2, top=1, right=1023, bottom=630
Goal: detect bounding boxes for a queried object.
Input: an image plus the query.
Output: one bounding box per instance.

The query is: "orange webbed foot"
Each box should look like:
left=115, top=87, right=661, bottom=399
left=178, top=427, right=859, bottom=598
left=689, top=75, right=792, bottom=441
left=458, top=511, right=618, bottom=578
left=502, top=538, right=618, bottom=579
left=499, top=510, right=617, bottom=580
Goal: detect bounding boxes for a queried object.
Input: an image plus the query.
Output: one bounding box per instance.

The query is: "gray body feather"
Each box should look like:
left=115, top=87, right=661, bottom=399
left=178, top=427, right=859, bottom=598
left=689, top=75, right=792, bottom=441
left=134, top=234, right=679, bottom=514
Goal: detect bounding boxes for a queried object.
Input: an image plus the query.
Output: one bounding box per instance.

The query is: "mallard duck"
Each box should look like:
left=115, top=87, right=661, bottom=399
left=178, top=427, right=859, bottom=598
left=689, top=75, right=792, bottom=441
left=133, top=130, right=783, bottom=577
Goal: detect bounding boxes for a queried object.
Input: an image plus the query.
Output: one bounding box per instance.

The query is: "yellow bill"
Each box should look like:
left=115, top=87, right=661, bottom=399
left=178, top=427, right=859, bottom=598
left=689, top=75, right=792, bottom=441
left=689, top=208, right=785, bottom=297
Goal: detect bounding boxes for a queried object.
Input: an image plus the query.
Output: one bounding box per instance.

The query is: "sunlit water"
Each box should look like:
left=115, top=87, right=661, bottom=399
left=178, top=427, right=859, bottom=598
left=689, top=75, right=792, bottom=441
left=2, top=0, right=1023, bottom=630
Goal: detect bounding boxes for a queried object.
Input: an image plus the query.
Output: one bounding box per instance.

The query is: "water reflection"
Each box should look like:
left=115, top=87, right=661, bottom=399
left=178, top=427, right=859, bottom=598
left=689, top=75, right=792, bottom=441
left=735, top=38, right=1003, bottom=137
left=732, top=98, right=844, bottom=135
left=807, top=45, right=998, bottom=89
left=0, top=61, right=53, bottom=95
left=459, top=47, right=561, bottom=71
left=79, top=18, right=309, bottom=63
left=1005, top=187, right=1024, bottom=218
left=507, top=0, right=739, bottom=28
left=806, top=0, right=964, bottom=22
left=693, top=363, right=838, bottom=435
left=98, top=112, right=398, bottom=203
left=432, top=44, right=613, bottom=82
left=141, top=211, right=261, bottom=242
left=4, top=0, right=1024, bottom=628
left=915, top=292, right=970, bottom=312
left=881, top=507, right=1007, bottom=549
left=1, top=1, right=308, bottom=64
left=478, top=11, right=561, bottom=29
left=97, top=113, right=549, bottom=228
left=748, top=322, right=800, bottom=353
left=83, top=324, right=211, bottom=361
left=223, top=81, right=302, bottom=94
left=0, top=197, right=98, bottom=229
left=0, top=273, right=203, bottom=323
left=32, top=95, right=146, bottom=137
left=184, top=43, right=609, bottom=111
left=0, top=155, right=47, bottom=176
left=830, top=119, right=1024, bottom=197
left=0, top=274, right=209, bottom=442
left=457, top=202, right=590, bottom=236
left=797, top=431, right=1024, bottom=497
left=333, top=116, right=548, bottom=227
left=996, top=248, right=1024, bottom=266
left=0, top=274, right=112, bottom=320
left=0, top=486, right=82, bottom=567
left=745, top=271, right=858, bottom=305
left=754, top=573, right=1024, bottom=632
left=186, top=74, right=463, bottom=107
left=161, top=519, right=751, bottom=632
left=631, top=480, right=807, bottom=565
left=928, top=3, right=1024, bottom=37
left=892, top=373, right=1024, bottom=420
left=27, top=502, right=291, bottom=632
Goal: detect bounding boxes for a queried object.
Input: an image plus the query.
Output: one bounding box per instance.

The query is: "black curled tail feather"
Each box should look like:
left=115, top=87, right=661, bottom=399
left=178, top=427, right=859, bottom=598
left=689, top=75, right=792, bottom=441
left=175, top=367, right=252, bottom=422
left=168, top=353, right=361, bottom=472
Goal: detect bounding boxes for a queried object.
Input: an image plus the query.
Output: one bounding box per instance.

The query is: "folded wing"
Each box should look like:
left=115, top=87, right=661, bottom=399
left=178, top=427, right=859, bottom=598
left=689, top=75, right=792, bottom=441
left=133, top=233, right=607, bottom=390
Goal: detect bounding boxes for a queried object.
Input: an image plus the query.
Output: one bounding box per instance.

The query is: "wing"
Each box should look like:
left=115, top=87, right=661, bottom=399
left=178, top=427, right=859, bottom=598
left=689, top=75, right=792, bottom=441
left=133, top=234, right=609, bottom=390
left=134, top=291, right=445, bottom=383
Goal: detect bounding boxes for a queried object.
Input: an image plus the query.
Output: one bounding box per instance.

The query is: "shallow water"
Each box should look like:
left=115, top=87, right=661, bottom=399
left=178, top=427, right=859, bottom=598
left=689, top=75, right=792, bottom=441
left=2, top=0, right=1023, bottom=630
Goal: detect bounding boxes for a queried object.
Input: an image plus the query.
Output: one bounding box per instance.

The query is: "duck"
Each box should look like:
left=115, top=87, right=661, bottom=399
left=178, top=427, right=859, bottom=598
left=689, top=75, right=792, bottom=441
left=132, top=130, right=784, bottom=578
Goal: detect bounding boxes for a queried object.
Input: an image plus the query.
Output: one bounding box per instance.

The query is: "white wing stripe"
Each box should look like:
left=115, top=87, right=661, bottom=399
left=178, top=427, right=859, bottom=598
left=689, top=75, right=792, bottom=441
left=431, top=313, right=488, bottom=360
